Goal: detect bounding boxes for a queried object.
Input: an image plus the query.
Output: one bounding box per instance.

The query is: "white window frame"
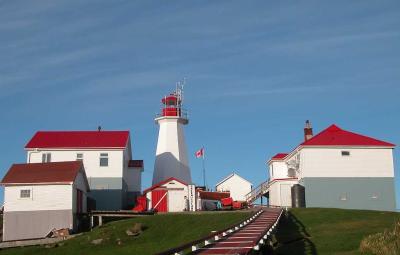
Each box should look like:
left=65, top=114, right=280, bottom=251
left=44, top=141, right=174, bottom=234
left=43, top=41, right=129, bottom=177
left=76, top=153, right=84, bottom=161
left=42, top=153, right=51, bottom=163
left=271, top=165, right=274, bottom=178
left=339, top=193, right=348, bottom=201
left=341, top=151, right=350, bottom=156
left=371, top=193, right=379, bottom=200
left=19, top=189, right=32, bottom=199
left=100, top=153, right=109, bottom=167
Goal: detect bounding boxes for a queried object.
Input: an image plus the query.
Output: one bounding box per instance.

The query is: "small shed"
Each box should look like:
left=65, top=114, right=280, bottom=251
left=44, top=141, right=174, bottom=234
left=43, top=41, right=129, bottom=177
left=215, top=173, right=252, bottom=201
left=1, top=161, right=90, bottom=241
left=198, top=191, right=230, bottom=211
left=143, top=177, right=193, bottom=212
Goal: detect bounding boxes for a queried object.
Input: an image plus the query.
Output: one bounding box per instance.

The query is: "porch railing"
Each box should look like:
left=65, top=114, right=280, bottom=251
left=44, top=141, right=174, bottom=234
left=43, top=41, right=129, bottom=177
left=245, top=180, right=271, bottom=204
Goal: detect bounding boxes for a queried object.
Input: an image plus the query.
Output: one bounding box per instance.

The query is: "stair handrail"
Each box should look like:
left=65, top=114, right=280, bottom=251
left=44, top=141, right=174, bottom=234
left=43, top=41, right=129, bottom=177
left=245, top=179, right=271, bottom=203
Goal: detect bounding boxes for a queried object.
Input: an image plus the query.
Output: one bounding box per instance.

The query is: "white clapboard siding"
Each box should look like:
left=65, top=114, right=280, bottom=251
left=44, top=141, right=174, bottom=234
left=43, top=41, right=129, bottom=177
left=165, top=180, right=188, bottom=212
left=146, top=179, right=188, bottom=212
left=268, top=179, right=298, bottom=207
left=269, top=161, right=290, bottom=179
left=27, top=149, right=125, bottom=178
left=216, top=174, right=252, bottom=201
left=4, top=185, right=73, bottom=212
left=301, top=148, right=395, bottom=178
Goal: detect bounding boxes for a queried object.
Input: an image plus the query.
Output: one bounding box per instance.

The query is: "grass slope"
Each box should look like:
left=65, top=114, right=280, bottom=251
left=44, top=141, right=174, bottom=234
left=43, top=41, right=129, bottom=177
left=273, top=208, right=400, bottom=255
left=0, top=211, right=250, bottom=255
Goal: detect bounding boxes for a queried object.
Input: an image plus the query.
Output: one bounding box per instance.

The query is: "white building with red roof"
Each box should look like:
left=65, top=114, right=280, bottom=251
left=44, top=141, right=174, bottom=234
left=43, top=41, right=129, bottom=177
left=24, top=130, right=143, bottom=210
left=215, top=173, right=252, bottom=201
left=143, top=177, right=195, bottom=212
left=153, top=85, right=192, bottom=186
left=267, top=121, right=396, bottom=211
left=1, top=161, right=89, bottom=241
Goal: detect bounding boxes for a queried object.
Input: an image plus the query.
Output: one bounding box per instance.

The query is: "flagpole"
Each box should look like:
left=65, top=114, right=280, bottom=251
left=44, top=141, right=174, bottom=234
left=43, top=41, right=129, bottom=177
left=202, top=156, right=206, bottom=188
left=202, top=147, right=206, bottom=189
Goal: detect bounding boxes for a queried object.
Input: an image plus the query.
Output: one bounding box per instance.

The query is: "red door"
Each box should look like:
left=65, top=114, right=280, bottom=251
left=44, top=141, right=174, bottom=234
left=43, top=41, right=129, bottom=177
left=76, top=189, right=83, bottom=213
left=152, top=190, right=168, bottom=212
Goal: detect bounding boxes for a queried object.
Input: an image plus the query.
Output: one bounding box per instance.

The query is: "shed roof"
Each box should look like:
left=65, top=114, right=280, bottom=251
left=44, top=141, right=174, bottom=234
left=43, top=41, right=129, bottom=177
left=1, top=161, right=88, bottom=187
left=198, top=191, right=230, bottom=200
left=215, top=173, right=252, bottom=187
left=143, top=177, right=188, bottom=193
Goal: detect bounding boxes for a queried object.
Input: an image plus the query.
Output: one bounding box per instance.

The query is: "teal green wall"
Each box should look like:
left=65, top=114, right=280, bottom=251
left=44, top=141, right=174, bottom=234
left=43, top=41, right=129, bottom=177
left=300, top=177, right=396, bottom=211
left=88, top=177, right=125, bottom=210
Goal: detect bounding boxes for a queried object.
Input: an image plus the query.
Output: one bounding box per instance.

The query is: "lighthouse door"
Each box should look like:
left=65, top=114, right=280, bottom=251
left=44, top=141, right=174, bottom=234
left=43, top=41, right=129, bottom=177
left=152, top=190, right=168, bottom=212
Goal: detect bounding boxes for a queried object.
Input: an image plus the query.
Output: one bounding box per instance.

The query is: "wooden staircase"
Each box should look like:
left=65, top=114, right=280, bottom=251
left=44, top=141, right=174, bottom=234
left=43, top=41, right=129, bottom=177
left=245, top=180, right=271, bottom=205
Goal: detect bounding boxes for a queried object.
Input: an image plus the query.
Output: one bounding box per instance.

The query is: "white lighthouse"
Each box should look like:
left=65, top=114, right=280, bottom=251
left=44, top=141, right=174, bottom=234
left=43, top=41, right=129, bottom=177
left=152, top=84, right=192, bottom=185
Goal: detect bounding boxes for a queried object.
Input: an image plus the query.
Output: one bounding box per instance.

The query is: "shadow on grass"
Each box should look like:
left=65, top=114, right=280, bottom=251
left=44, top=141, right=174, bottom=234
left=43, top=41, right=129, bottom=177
left=259, top=211, right=317, bottom=255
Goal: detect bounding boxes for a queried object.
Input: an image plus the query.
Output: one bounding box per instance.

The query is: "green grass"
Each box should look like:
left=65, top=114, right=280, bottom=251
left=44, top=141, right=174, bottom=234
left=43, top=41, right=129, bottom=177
left=2, top=208, right=397, bottom=255
left=0, top=211, right=250, bottom=255
left=273, top=208, right=400, bottom=255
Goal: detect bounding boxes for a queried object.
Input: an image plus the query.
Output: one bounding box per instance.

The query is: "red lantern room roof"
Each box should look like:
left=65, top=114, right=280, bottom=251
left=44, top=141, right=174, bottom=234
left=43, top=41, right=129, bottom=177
left=155, top=85, right=188, bottom=122
left=162, top=95, right=179, bottom=105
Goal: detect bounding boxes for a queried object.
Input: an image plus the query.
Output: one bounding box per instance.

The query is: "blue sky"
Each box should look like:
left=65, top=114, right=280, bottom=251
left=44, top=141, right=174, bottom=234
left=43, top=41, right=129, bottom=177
left=0, top=1, right=399, bottom=206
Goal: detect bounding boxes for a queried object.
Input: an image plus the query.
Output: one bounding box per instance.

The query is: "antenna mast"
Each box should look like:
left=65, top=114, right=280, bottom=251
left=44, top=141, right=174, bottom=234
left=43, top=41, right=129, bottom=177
left=175, top=78, right=186, bottom=106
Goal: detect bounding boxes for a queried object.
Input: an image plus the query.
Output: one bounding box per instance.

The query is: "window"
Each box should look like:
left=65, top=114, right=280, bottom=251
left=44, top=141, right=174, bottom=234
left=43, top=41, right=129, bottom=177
left=287, top=169, right=296, bottom=177
left=341, top=151, right=350, bottom=156
left=20, top=189, right=31, bottom=198
left=339, top=193, right=348, bottom=201
left=76, top=153, right=83, bottom=161
left=100, top=153, right=108, bottom=167
left=42, top=153, right=51, bottom=163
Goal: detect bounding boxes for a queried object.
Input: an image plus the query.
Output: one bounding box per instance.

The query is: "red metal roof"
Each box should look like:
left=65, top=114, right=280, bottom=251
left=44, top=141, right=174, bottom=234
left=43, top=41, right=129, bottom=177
left=301, top=124, right=395, bottom=147
left=1, top=161, right=84, bottom=185
left=128, top=160, right=144, bottom=168
left=199, top=191, right=230, bottom=200
left=271, top=153, right=289, bottom=160
left=269, top=124, right=395, bottom=163
left=25, top=131, right=130, bottom=149
left=143, top=177, right=188, bottom=193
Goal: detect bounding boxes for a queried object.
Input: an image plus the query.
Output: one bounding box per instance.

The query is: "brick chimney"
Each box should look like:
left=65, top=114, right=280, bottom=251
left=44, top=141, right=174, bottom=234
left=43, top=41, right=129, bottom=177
left=304, top=120, right=313, bottom=141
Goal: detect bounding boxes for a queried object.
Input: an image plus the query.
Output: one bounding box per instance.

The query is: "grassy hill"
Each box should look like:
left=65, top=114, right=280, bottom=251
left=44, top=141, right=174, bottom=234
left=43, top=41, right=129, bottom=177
left=0, top=211, right=250, bottom=255
left=1, top=208, right=398, bottom=255
left=272, top=208, right=400, bottom=255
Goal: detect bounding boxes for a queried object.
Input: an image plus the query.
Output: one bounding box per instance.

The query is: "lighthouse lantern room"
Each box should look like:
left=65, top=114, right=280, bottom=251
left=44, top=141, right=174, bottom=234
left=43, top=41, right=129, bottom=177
left=152, top=84, right=192, bottom=185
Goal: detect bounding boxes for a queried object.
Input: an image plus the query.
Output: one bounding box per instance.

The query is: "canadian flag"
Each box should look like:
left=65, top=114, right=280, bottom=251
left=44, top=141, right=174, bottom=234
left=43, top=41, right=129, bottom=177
left=195, top=148, right=204, bottom=158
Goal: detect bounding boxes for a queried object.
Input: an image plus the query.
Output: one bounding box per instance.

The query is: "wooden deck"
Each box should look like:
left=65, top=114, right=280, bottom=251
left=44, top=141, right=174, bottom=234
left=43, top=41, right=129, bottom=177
left=89, top=210, right=154, bottom=228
